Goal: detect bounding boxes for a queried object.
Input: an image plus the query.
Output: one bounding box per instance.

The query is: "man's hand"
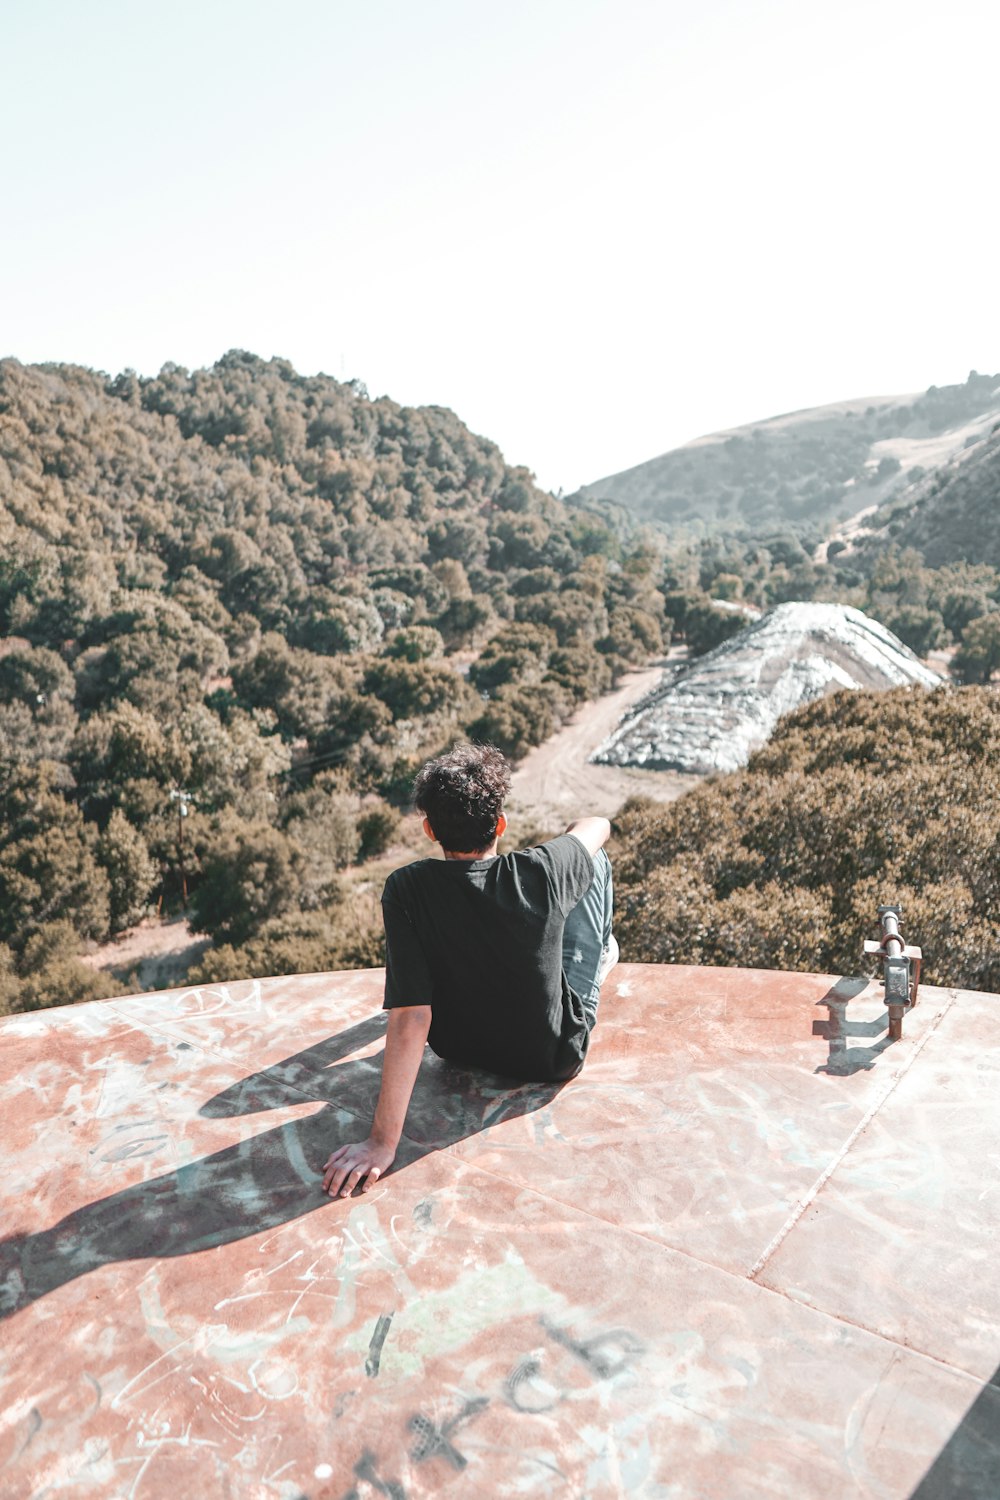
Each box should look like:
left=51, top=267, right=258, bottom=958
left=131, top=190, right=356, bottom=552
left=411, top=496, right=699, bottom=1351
left=321, top=1003, right=431, bottom=1200
left=322, top=1138, right=395, bottom=1198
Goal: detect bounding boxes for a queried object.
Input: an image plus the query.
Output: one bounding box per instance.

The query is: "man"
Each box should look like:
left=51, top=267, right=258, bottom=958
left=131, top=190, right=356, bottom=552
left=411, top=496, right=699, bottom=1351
left=322, top=742, right=617, bottom=1198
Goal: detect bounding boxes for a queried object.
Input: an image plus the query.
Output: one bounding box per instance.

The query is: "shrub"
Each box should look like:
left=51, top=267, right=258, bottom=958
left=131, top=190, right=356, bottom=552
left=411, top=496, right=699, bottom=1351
left=187, top=903, right=384, bottom=985
left=4, top=923, right=123, bottom=1014
left=613, top=686, right=1000, bottom=991
left=357, top=803, right=401, bottom=860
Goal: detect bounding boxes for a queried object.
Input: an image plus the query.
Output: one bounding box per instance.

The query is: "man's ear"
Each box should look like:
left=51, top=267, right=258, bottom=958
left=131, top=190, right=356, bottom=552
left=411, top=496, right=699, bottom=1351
left=496, top=813, right=508, bottom=840
left=422, top=816, right=437, bottom=843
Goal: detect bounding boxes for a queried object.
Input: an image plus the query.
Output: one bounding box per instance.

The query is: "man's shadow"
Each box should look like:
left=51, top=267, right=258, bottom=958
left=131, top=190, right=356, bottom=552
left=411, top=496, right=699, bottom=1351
left=0, top=1013, right=562, bottom=1322
left=813, top=978, right=893, bottom=1075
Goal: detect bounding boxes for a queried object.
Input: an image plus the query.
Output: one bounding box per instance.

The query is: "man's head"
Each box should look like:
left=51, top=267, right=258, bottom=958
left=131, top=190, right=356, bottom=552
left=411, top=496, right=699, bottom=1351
left=413, top=742, right=512, bottom=854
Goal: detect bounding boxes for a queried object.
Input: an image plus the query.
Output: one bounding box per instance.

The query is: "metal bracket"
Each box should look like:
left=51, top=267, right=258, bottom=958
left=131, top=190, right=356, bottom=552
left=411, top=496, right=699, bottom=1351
left=863, top=940, right=923, bottom=1007
left=863, top=909, right=922, bottom=1041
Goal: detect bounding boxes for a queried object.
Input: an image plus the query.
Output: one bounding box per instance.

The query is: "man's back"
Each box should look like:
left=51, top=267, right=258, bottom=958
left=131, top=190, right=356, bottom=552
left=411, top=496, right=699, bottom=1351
left=382, top=834, right=595, bottom=1081
left=322, top=741, right=613, bottom=1199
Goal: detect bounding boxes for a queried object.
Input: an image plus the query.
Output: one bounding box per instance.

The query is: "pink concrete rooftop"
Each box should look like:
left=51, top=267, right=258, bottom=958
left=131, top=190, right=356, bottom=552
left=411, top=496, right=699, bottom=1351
left=2, top=963, right=999, bottom=1498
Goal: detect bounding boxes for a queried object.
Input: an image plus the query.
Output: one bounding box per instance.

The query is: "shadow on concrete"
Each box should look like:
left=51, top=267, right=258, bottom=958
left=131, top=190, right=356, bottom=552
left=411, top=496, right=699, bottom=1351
left=813, top=978, right=893, bottom=1075
left=909, top=1362, right=1000, bottom=1498
left=0, top=1014, right=562, bottom=1322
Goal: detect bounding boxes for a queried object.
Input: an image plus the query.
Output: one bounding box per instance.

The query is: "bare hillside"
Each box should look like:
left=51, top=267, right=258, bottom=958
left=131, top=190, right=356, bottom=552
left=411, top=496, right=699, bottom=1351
left=854, top=422, right=1000, bottom=570
left=577, top=372, right=1000, bottom=537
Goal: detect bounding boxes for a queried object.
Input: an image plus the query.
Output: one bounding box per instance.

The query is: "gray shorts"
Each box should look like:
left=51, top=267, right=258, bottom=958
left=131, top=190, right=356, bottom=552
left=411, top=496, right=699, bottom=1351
left=561, top=849, right=614, bottom=1031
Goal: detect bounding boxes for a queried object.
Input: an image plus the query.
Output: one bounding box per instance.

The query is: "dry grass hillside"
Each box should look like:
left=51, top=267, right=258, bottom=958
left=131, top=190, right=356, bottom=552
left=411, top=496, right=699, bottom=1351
left=578, top=372, right=1000, bottom=538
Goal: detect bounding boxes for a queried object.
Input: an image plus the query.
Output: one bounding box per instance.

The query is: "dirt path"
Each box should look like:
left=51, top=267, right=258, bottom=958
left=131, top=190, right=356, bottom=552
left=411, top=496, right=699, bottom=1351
left=507, top=662, right=700, bottom=835
left=80, top=917, right=209, bottom=989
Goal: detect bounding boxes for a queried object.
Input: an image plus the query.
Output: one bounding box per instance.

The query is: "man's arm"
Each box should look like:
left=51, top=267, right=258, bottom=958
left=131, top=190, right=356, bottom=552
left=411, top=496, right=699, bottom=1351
left=322, top=1003, right=432, bottom=1198
left=565, top=816, right=611, bottom=856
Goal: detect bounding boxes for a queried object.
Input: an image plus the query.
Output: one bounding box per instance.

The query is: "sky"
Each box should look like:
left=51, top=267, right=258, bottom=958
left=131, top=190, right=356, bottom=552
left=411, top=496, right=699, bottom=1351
left=2, top=0, right=998, bottom=494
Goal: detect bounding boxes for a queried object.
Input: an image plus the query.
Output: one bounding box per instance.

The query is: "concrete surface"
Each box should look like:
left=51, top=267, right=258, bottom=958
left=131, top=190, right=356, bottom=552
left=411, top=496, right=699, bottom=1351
left=1, top=964, right=998, bottom=1499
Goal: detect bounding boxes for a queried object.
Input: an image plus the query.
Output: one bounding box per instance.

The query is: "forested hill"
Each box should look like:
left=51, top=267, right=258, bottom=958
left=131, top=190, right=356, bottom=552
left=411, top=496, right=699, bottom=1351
left=576, top=372, right=1000, bottom=537
left=0, top=352, right=668, bottom=1012
left=0, top=350, right=663, bottom=698
left=1, top=350, right=617, bottom=632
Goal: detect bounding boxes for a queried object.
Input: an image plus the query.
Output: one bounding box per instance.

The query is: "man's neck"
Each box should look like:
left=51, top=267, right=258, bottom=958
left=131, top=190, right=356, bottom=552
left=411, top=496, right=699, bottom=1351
left=442, top=840, right=499, bottom=862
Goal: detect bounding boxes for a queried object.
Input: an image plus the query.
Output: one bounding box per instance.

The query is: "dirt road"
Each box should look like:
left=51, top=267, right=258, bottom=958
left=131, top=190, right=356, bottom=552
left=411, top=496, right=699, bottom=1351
left=80, top=917, right=209, bottom=988
left=507, top=663, right=700, bottom=835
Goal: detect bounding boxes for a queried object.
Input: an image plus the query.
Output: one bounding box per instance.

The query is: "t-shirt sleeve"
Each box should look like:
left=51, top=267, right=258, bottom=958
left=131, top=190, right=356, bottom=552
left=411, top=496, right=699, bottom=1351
left=381, top=881, right=434, bottom=1011
left=531, top=833, right=595, bottom=917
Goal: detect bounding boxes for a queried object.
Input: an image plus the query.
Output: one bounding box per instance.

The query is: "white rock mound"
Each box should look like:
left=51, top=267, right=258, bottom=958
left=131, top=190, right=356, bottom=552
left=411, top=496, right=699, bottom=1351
left=594, top=602, right=942, bottom=776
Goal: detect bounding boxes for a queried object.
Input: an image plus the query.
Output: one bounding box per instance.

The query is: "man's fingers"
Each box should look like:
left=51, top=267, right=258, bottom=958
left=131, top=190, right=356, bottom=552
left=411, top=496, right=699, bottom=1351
left=339, top=1167, right=363, bottom=1198
left=322, top=1164, right=346, bottom=1196
left=322, top=1145, right=358, bottom=1194
left=323, top=1154, right=357, bottom=1195
left=323, top=1159, right=362, bottom=1198
left=322, top=1143, right=390, bottom=1198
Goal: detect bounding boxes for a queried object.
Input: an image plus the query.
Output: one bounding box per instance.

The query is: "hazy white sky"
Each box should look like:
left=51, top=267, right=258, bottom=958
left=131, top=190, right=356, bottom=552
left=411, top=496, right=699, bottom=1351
left=2, top=0, right=997, bottom=492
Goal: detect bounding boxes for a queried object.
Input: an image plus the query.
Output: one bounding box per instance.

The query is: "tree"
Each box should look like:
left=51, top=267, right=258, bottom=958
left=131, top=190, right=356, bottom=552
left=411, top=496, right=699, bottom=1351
left=186, top=902, right=384, bottom=986
left=281, top=773, right=364, bottom=875
left=431, top=558, right=472, bottom=599
left=287, top=590, right=385, bottom=655
left=1, top=348, right=797, bottom=999
left=231, top=634, right=353, bottom=740
left=434, top=596, right=494, bottom=648
left=599, top=605, right=664, bottom=667
left=953, top=613, right=1000, bottom=683
left=489, top=514, right=551, bottom=569
left=383, top=626, right=445, bottom=662
left=189, top=814, right=312, bottom=946
left=425, top=515, right=489, bottom=568
left=468, top=624, right=554, bottom=694
left=467, top=683, right=560, bottom=759
left=928, top=561, right=1000, bottom=637
left=69, top=701, right=186, bottom=825
left=0, top=762, right=111, bottom=945
left=362, top=660, right=477, bottom=723
left=98, top=810, right=157, bottom=931
left=0, top=944, right=20, bottom=1015
left=309, top=692, right=394, bottom=768
left=513, top=589, right=606, bottom=646
left=882, top=606, right=948, bottom=659
left=74, top=597, right=228, bottom=715
left=357, top=802, right=400, bottom=860
left=684, top=600, right=746, bottom=657
left=221, top=560, right=291, bottom=625
left=708, top=572, right=744, bottom=601
left=545, top=645, right=612, bottom=703
left=0, top=644, right=78, bottom=762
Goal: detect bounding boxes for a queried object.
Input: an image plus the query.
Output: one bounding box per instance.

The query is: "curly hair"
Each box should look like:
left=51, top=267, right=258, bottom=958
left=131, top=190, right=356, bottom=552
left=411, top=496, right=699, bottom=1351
left=413, top=742, right=512, bottom=853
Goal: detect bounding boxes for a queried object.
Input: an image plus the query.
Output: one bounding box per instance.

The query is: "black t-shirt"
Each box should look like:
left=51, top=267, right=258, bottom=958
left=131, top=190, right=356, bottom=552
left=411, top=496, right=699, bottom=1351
left=381, top=833, right=595, bottom=1082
